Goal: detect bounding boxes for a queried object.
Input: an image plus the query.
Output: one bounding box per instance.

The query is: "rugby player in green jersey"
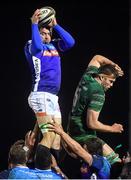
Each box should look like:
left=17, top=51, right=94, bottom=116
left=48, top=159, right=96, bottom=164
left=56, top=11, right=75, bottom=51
left=68, top=54, right=124, bottom=165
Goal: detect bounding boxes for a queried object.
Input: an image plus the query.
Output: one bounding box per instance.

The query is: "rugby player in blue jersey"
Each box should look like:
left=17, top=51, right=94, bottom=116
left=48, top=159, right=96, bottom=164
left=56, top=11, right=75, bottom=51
left=24, top=8, right=75, bottom=162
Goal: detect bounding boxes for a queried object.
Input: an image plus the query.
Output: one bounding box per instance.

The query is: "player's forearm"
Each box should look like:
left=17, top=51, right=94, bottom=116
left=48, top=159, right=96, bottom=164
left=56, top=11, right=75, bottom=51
left=31, top=24, right=43, bottom=54
left=53, top=24, right=75, bottom=50
left=88, top=120, right=113, bottom=133
left=87, top=110, right=114, bottom=133
left=95, top=55, right=116, bottom=66
left=60, top=131, right=92, bottom=165
left=60, top=131, right=82, bottom=153
left=88, top=55, right=116, bottom=68
left=60, top=131, right=90, bottom=158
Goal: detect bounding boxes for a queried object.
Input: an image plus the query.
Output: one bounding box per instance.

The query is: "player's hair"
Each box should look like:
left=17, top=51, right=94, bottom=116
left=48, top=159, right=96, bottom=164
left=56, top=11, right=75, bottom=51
left=8, top=140, right=28, bottom=165
left=84, top=137, right=103, bottom=156
left=98, top=64, right=119, bottom=78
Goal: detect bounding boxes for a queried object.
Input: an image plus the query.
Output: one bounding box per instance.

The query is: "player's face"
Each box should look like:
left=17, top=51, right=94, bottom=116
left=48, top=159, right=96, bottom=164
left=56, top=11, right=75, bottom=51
left=40, top=27, right=51, bottom=43
left=101, top=76, right=116, bottom=91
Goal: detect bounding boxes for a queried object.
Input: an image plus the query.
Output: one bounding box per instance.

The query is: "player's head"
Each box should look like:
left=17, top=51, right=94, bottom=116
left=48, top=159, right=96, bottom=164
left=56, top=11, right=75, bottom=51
left=98, top=64, right=119, bottom=91
left=39, top=26, right=52, bottom=44
left=83, top=137, right=103, bottom=156
left=8, top=140, right=29, bottom=167
left=98, top=64, right=119, bottom=78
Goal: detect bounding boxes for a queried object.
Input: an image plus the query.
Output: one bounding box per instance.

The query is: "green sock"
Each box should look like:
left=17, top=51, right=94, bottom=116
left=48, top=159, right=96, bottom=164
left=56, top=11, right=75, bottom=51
left=106, top=152, right=121, bottom=165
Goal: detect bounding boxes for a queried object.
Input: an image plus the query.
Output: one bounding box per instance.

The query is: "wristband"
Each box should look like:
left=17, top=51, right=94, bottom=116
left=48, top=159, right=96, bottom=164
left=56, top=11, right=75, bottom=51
left=23, top=146, right=29, bottom=152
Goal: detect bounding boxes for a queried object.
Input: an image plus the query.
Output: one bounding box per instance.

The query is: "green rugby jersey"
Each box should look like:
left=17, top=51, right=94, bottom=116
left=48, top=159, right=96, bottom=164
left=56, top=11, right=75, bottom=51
left=68, top=66, right=105, bottom=143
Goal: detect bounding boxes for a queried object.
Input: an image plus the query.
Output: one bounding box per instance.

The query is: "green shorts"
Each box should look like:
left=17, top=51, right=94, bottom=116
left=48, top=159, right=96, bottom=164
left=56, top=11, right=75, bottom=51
left=72, top=134, right=105, bottom=146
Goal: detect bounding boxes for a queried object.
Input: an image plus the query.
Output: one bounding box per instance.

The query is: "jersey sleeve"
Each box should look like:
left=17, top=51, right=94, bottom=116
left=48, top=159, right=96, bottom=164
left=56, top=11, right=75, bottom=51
left=31, top=24, right=43, bottom=55
left=88, top=90, right=105, bottom=112
left=53, top=24, right=75, bottom=51
left=85, top=66, right=105, bottom=112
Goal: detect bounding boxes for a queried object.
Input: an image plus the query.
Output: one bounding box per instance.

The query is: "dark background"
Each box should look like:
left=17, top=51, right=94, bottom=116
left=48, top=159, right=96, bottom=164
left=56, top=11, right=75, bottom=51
left=0, top=0, right=129, bottom=171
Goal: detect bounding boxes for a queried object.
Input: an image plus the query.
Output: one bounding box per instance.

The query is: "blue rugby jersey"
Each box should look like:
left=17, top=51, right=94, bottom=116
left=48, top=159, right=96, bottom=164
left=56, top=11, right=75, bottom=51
left=8, top=166, right=64, bottom=179
left=24, top=24, right=75, bottom=94
left=81, top=155, right=111, bottom=179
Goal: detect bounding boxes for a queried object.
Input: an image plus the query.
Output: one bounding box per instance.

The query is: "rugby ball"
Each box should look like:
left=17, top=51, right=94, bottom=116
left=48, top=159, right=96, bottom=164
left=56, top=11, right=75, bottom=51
left=38, top=6, right=56, bottom=27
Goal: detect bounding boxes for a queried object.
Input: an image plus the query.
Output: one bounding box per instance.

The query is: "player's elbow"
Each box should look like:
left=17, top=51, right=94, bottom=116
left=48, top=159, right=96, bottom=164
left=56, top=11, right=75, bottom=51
left=87, top=121, right=96, bottom=130
left=93, top=55, right=103, bottom=61
left=66, top=38, right=75, bottom=49
left=70, top=38, right=75, bottom=47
